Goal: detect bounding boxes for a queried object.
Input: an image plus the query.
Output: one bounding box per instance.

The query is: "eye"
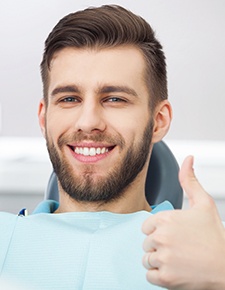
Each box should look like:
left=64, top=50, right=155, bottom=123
left=104, top=97, right=127, bottom=103
left=56, top=96, right=81, bottom=108
left=60, top=96, right=78, bottom=103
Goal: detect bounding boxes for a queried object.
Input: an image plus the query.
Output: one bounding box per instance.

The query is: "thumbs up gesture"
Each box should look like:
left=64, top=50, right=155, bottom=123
left=142, top=156, right=225, bottom=290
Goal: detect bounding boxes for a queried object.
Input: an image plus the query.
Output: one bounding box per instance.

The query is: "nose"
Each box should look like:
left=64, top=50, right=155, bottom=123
left=75, top=102, right=106, bottom=134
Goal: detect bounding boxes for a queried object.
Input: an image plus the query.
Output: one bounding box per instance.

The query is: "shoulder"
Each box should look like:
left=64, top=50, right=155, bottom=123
left=0, top=212, right=21, bottom=241
left=151, top=201, right=174, bottom=214
left=0, top=211, right=18, bottom=226
left=32, top=200, right=59, bottom=214
left=0, top=212, right=19, bottom=269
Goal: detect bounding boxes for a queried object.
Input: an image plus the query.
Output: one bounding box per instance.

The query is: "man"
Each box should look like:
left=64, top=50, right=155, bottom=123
left=0, top=4, right=224, bottom=290
left=38, top=5, right=171, bottom=215
left=0, top=5, right=172, bottom=289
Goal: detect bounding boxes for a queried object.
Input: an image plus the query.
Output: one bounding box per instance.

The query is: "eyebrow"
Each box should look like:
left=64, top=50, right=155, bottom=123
left=51, top=85, right=80, bottom=97
left=50, top=85, right=138, bottom=98
left=98, top=85, right=138, bottom=97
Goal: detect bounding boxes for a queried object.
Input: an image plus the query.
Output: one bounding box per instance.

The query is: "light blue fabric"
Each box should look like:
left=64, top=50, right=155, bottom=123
left=0, top=201, right=173, bottom=289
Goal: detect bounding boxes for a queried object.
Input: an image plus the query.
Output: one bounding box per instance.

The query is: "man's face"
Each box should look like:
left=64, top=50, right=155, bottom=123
left=39, top=46, right=155, bottom=203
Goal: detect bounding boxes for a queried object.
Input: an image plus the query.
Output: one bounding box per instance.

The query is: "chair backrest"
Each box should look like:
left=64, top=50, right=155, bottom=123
left=45, top=141, right=183, bottom=209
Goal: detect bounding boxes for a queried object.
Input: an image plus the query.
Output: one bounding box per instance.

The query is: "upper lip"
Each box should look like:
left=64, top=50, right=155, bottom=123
left=68, top=142, right=115, bottom=148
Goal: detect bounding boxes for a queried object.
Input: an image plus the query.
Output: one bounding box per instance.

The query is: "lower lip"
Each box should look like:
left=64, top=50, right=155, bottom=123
left=69, top=147, right=112, bottom=163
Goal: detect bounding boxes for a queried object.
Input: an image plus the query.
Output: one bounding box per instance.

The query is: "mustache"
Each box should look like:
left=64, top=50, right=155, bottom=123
left=57, top=132, right=125, bottom=148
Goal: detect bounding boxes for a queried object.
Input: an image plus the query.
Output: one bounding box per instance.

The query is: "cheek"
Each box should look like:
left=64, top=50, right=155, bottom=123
left=112, top=110, right=150, bottom=137
left=109, top=119, right=144, bottom=147
left=45, top=110, right=71, bottom=141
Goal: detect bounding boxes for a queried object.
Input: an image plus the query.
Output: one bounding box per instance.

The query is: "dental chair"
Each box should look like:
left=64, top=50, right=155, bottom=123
left=45, top=141, right=183, bottom=209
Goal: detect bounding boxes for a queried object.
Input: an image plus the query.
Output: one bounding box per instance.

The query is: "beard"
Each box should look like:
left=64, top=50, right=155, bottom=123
left=46, top=121, right=154, bottom=204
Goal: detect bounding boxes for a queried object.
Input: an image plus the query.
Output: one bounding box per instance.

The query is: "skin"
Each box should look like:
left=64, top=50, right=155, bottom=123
left=142, top=156, right=225, bottom=289
left=38, top=45, right=172, bottom=214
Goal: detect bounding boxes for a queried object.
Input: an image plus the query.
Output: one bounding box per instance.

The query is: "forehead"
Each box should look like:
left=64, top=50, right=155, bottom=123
left=48, top=45, right=149, bottom=96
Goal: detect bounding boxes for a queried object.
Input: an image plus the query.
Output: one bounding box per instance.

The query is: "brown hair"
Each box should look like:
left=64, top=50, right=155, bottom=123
left=40, top=5, right=167, bottom=107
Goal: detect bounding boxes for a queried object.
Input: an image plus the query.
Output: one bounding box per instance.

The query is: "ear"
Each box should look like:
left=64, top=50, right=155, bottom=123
left=151, top=100, right=172, bottom=143
left=38, top=98, right=47, bottom=138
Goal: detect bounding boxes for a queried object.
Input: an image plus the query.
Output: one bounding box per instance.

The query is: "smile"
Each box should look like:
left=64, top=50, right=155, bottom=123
left=74, top=147, right=109, bottom=156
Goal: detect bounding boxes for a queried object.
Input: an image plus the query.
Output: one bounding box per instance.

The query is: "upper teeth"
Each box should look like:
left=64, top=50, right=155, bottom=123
left=74, top=147, right=109, bottom=156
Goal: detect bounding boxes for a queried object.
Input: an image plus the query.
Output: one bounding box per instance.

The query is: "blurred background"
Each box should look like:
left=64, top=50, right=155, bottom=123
left=0, top=0, right=225, bottom=216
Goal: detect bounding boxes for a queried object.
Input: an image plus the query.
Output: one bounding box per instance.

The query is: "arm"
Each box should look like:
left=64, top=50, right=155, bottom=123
left=142, top=156, right=225, bottom=290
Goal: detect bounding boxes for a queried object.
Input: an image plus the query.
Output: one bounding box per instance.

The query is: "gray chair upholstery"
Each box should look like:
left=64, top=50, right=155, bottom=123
left=145, top=141, right=183, bottom=208
left=45, top=141, right=183, bottom=209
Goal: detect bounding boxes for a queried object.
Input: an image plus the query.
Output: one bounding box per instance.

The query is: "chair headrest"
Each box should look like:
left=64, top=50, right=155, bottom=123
left=145, top=141, right=183, bottom=209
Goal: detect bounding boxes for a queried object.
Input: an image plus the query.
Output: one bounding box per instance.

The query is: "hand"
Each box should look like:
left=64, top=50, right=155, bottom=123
left=142, top=156, right=225, bottom=290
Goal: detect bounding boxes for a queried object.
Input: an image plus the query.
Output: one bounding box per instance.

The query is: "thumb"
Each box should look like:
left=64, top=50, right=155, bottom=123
left=179, top=155, right=210, bottom=208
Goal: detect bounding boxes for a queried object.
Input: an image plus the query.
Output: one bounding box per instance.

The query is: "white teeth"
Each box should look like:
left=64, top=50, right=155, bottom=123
left=74, top=147, right=109, bottom=156
left=83, top=147, right=89, bottom=156
left=89, top=148, right=96, bottom=156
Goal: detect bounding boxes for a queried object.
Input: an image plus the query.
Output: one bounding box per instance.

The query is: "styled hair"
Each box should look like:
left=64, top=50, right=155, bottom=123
left=40, top=5, right=167, bottom=107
